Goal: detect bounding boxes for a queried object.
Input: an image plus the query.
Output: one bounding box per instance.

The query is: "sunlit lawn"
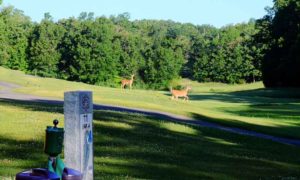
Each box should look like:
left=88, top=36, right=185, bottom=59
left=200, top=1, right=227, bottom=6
left=0, top=99, right=300, bottom=179
left=1, top=66, right=300, bottom=139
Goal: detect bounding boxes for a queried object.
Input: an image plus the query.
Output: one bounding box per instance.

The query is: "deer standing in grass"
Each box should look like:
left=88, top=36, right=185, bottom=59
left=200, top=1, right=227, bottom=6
left=121, top=74, right=135, bottom=89
left=170, top=86, right=192, bottom=101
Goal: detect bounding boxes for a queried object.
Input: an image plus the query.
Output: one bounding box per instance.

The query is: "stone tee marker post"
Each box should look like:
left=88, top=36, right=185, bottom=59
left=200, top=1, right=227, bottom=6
left=64, top=91, right=94, bottom=180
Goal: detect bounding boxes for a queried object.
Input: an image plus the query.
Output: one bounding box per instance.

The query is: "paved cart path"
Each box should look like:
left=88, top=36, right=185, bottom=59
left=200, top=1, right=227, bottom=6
left=1, top=81, right=300, bottom=147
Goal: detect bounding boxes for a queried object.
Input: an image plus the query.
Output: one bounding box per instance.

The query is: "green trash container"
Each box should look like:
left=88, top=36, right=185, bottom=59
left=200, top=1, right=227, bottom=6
left=44, top=120, right=64, bottom=157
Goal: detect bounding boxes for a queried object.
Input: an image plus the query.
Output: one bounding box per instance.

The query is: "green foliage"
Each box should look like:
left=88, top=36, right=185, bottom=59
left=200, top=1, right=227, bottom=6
left=28, top=13, right=65, bottom=77
left=0, top=6, right=32, bottom=70
left=141, top=37, right=185, bottom=89
left=59, top=17, right=117, bottom=84
left=256, top=0, right=300, bottom=87
left=191, top=21, right=262, bottom=84
left=0, top=6, right=266, bottom=89
left=113, top=31, right=141, bottom=77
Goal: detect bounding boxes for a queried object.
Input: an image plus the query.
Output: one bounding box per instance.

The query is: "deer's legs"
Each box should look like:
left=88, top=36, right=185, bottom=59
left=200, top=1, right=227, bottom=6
left=184, top=96, right=189, bottom=101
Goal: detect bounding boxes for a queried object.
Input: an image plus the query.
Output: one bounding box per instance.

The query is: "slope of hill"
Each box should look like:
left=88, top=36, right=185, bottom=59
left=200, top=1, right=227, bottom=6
left=1, top=66, right=300, bottom=139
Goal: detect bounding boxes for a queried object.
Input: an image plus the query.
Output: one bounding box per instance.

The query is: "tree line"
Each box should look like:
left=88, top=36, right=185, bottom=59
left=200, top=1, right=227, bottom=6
left=0, top=0, right=299, bottom=89
left=255, top=0, right=300, bottom=87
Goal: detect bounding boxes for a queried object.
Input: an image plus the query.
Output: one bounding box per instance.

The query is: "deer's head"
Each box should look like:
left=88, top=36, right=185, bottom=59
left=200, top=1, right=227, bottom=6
left=186, top=86, right=192, bottom=91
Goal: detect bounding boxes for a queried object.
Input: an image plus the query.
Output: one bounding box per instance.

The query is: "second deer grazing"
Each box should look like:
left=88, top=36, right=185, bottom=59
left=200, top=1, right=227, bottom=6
left=121, top=74, right=135, bottom=89
left=170, top=86, right=192, bottom=101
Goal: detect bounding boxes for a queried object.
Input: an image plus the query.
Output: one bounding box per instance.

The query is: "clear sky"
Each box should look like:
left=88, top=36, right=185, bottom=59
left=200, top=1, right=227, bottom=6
left=3, top=0, right=273, bottom=28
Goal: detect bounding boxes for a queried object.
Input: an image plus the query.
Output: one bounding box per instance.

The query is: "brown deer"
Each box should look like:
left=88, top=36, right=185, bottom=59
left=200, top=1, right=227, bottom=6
left=121, top=74, right=135, bottom=89
left=170, top=86, right=192, bottom=100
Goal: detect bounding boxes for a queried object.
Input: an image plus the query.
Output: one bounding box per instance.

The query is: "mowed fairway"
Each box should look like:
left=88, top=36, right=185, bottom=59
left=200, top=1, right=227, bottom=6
left=1, top=66, right=300, bottom=139
left=0, top=99, right=300, bottom=179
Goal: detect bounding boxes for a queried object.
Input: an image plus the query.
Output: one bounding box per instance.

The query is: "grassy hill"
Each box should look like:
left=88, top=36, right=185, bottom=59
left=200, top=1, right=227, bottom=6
left=1, top=99, right=300, bottom=179
left=1, top=66, right=300, bottom=178
left=1, top=66, right=299, bottom=139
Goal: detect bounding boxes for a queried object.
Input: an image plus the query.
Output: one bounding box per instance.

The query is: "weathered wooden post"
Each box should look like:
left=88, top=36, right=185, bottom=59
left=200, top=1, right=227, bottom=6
left=64, top=91, right=93, bottom=180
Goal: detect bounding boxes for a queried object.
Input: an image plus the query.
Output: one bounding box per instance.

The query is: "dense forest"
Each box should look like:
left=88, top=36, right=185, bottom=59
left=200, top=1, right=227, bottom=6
left=255, top=0, right=300, bottom=87
left=0, top=0, right=299, bottom=89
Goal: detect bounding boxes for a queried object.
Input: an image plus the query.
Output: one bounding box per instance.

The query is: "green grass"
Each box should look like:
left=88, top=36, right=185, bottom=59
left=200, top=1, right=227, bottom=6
left=0, top=99, right=300, bottom=179
left=1, top=66, right=300, bottom=139
left=0, top=99, right=64, bottom=176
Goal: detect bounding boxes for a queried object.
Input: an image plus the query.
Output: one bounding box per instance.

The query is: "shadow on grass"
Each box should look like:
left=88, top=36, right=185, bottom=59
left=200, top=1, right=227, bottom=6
left=0, top=136, right=46, bottom=176
left=1, top=99, right=300, bottom=179
left=0, top=98, right=63, bottom=113
left=93, top=110, right=300, bottom=179
left=230, top=88, right=300, bottom=99
left=190, top=112, right=300, bottom=139
left=0, top=99, right=60, bottom=176
left=224, top=103, right=300, bottom=122
left=186, top=88, right=300, bottom=139
left=187, top=88, right=300, bottom=104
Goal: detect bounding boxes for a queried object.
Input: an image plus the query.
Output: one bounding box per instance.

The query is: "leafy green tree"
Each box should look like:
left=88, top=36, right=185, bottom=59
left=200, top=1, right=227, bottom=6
left=59, top=17, right=118, bottom=85
left=192, top=21, right=261, bottom=84
left=78, top=12, right=95, bottom=21
left=114, top=35, right=141, bottom=77
left=0, top=6, right=31, bottom=70
left=28, top=13, right=65, bottom=77
left=141, top=27, right=185, bottom=88
left=0, top=8, right=266, bottom=89
left=256, top=0, right=300, bottom=87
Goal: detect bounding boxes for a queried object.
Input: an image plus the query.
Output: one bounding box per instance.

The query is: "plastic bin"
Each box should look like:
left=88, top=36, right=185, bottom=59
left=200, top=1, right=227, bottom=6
left=16, top=168, right=60, bottom=180
left=62, top=168, right=83, bottom=180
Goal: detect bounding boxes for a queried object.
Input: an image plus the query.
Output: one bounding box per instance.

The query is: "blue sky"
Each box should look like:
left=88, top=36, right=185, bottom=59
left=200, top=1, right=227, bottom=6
left=3, top=0, right=273, bottom=28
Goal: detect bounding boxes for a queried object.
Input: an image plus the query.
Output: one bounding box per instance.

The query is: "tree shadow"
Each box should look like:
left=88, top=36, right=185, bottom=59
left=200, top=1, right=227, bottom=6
left=224, top=103, right=300, bottom=121
left=0, top=136, right=47, bottom=176
left=93, top=110, right=300, bottom=179
left=186, top=87, right=300, bottom=140
left=0, top=98, right=63, bottom=113
left=188, top=88, right=300, bottom=104
left=190, top=112, right=300, bottom=140
left=228, top=88, right=300, bottom=99
left=1, top=99, right=300, bottom=179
